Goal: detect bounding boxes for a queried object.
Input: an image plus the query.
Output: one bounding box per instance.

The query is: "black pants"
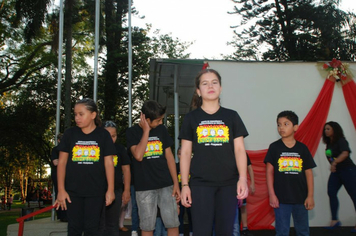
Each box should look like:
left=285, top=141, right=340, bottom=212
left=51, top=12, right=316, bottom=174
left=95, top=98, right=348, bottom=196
left=66, top=195, right=105, bottom=236
left=190, top=185, right=237, bottom=236
left=99, top=189, right=123, bottom=236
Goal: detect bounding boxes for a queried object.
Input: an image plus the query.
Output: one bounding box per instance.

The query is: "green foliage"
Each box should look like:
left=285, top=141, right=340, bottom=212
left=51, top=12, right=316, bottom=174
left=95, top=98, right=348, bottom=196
left=14, top=0, right=52, bottom=42
left=0, top=0, right=191, bottom=194
left=227, top=0, right=356, bottom=61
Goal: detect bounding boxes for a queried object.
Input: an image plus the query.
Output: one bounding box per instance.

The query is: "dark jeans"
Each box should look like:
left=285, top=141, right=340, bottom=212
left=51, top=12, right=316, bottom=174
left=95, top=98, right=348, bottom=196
left=274, top=204, right=309, bottom=236
left=131, top=185, right=140, bottom=231
left=66, top=195, right=105, bottom=236
left=178, top=201, right=193, bottom=234
left=100, top=189, right=122, bottom=236
left=191, top=185, right=237, bottom=236
left=327, top=166, right=356, bottom=220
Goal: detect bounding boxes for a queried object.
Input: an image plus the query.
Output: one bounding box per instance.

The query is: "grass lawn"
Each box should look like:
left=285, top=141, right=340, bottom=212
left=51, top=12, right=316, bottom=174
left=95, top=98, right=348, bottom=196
left=0, top=201, right=52, bottom=236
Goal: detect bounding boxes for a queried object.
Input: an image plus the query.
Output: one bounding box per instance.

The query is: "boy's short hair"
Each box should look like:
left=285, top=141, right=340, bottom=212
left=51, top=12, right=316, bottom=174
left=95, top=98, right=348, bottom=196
left=277, top=110, right=299, bottom=126
left=141, top=100, right=166, bottom=121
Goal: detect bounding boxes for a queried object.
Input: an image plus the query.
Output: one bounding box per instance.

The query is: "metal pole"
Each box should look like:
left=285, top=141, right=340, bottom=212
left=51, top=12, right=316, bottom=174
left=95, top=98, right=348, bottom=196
left=93, top=0, right=100, bottom=102
left=174, top=65, right=179, bottom=162
left=53, top=0, right=64, bottom=221
left=128, top=0, right=132, bottom=127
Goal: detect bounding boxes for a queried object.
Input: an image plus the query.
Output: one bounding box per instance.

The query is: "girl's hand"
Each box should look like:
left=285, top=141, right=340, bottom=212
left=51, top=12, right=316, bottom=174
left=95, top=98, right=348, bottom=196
left=55, top=190, right=71, bottom=210
left=237, top=178, right=249, bottom=199
left=269, top=194, right=279, bottom=208
left=181, top=186, right=192, bottom=208
left=330, top=162, right=337, bottom=173
left=105, top=190, right=115, bottom=206
left=122, top=190, right=130, bottom=205
left=250, top=183, right=256, bottom=195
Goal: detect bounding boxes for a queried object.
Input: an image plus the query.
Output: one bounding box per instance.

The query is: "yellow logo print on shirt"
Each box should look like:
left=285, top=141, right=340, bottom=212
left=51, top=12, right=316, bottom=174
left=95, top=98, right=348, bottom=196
left=144, top=140, right=163, bottom=158
left=278, top=157, right=303, bottom=173
left=72, top=145, right=100, bottom=162
left=113, top=155, right=118, bottom=167
left=196, top=124, right=229, bottom=144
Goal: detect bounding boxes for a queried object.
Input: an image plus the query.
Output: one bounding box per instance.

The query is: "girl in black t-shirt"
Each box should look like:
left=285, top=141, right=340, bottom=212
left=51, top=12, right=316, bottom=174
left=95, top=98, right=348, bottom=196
left=179, top=69, right=249, bottom=236
left=100, top=120, right=131, bottom=235
left=56, top=98, right=116, bottom=236
left=322, top=121, right=356, bottom=232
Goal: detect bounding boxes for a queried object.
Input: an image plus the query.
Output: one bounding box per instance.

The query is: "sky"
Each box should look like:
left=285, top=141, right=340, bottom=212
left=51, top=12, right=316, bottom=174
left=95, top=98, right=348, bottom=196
left=131, top=0, right=356, bottom=59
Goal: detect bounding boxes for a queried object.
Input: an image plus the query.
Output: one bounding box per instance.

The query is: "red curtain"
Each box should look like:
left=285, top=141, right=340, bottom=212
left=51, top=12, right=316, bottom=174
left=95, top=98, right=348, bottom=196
left=342, top=80, right=356, bottom=129
left=246, top=79, right=335, bottom=229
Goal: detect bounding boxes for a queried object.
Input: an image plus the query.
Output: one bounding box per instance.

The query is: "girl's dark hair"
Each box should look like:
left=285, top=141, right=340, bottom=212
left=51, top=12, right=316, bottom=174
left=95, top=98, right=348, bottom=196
left=76, top=98, right=102, bottom=127
left=141, top=100, right=166, bottom=121
left=103, top=120, right=117, bottom=128
left=191, top=69, right=222, bottom=110
left=322, top=121, right=345, bottom=145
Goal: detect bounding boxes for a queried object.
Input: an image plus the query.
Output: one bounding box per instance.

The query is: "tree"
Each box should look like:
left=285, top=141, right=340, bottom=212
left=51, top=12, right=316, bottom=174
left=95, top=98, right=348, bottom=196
left=0, top=100, right=53, bottom=202
left=227, top=0, right=356, bottom=61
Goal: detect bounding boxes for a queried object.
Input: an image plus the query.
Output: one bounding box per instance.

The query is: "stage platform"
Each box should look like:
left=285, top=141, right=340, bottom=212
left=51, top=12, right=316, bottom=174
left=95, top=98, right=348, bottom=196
left=7, top=217, right=355, bottom=236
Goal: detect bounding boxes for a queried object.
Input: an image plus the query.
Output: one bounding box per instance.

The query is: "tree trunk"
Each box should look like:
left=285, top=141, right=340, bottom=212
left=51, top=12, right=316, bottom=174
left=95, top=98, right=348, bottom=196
left=103, top=0, right=126, bottom=120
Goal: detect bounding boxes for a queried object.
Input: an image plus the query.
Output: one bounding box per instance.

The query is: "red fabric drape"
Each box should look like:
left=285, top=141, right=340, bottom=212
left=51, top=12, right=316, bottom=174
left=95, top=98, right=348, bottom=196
left=295, top=79, right=335, bottom=156
left=246, top=79, right=335, bottom=230
left=342, top=80, right=356, bottom=129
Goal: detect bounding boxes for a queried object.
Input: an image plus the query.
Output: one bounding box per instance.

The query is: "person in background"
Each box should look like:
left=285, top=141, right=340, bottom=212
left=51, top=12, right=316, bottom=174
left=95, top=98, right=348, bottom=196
left=130, top=168, right=140, bottom=236
left=154, top=207, right=168, bottom=236
left=176, top=146, right=193, bottom=236
left=322, top=121, right=356, bottom=233
left=56, top=98, right=116, bottom=236
left=233, top=153, right=255, bottom=236
left=179, top=69, right=249, bottom=236
left=265, top=110, right=316, bottom=236
left=100, top=120, right=131, bottom=235
left=7, top=194, right=13, bottom=210
left=51, top=133, right=67, bottom=221
left=1, top=195, right=6, bottom=210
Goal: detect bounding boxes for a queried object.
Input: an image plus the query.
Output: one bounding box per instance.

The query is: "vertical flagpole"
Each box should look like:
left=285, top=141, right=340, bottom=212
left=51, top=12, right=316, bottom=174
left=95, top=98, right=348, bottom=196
left=53, top=0, right=64, bottom=221
left=128, top=0, right=132, bottom=127
left=93, top=0, right=100, bottom=102
left=174, top=65, right=179, bottom=162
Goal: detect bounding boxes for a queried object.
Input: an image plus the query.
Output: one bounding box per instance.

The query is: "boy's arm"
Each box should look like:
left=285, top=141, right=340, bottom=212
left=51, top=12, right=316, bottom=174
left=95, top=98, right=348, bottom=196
left=266, top=162, right=279, bottom=208
left=104, top=155, right=115, bottom=206
left=121, top=165, right=131, bottom=205
left=130, top=113, right=150, bottom=162
left=234, top=137, right=248, bottom=199
left=247, top=165, right=255, bottom=194
left=165, top=147, right=180, bottom=202
left=304, top=168, right=315, bottom=210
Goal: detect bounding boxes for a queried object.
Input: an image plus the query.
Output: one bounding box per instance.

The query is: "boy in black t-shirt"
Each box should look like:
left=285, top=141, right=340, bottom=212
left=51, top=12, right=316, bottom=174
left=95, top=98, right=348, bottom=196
left=264, top=111, right=316, bottom=236
left=126, top=100, right=180, bottom=236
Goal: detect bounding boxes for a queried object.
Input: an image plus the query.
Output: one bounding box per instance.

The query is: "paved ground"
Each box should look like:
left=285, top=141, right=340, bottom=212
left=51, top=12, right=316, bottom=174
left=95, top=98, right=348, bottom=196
left=7, top=215, right=356, bottom=236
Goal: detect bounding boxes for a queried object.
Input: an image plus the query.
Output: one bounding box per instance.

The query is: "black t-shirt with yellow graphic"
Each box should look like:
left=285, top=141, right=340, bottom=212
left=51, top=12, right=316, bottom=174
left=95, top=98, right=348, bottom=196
left=325, top=137, right=354, bottom=170
left=58, top=126, right=116, bottom=197
left=179, top=106, right=248, bottom=187
left=264, top=139, right=316, bottom=204
left=126, top=124, right=174, bottom=191
left=113, top=143, right=131, bottom=190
